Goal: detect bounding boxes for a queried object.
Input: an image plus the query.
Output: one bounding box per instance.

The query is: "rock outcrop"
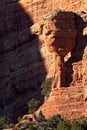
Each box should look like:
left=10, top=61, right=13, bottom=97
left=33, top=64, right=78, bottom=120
left=36, top=10, right=87, bottom=120
left=36, top=85, right=85, bottom=120
left=31, top=9, right=77, bottom=89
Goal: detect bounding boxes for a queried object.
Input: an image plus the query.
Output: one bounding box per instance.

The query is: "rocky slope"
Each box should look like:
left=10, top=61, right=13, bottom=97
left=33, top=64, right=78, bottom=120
left=35, top=9, right=87, bottom=120
left=0, top=0, right=87, bottom=122
left=37, top=85, right=85, bottom=120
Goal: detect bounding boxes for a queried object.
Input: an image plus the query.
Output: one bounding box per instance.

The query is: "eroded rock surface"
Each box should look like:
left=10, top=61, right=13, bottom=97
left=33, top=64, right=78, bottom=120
left=0, top=0, right=87, bottom=122
left=31, top=9, right=77, bottom=89
left=36, top=11, right=87, bottom=120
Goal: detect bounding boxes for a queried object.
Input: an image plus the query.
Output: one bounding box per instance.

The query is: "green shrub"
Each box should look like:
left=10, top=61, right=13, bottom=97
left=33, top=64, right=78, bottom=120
left=47, top=114, right=62, bottom=128
left=28, top=98, right=40, bottom=114
left=71, top=119, right=86, bottom=130
left=17, top=116, right=22, bottom=123
left=41, top=77, right=53, bottom=97
left=82, top=120, right=87, bottom=130
left=0, top=117, right=13, bottom=129
left=16, top=115, right=87, bottom=130
left=36, top=111, right=46, bottom=122
left=17, top=123, right=27, bottom=130
left=29, top=125, right=38, bottom=130
left=57, top=120, right=71, bottom=130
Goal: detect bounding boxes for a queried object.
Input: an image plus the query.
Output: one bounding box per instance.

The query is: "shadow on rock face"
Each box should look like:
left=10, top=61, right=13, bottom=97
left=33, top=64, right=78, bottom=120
left=66, top=11, right=87, bottom=86
left=0, top=0, right=46, bottom=123
left=0, top=2, right=87, bottom=122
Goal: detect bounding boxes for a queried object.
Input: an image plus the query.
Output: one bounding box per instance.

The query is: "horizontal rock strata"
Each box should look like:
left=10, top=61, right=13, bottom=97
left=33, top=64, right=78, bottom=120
left=0, top=0, right=87, bottom=121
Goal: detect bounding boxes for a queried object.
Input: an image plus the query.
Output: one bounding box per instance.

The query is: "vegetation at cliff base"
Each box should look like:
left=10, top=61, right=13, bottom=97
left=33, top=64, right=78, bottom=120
left=1, top=113, right=87, bottom=130
left=0, top=117, right=13, bottom=129
left=27, top=98, right=40, bottom=114
left=36, top=110, right=46, bottom=122
left=41, top=77, right=53, bottom=97
left=16, top=113, right=87, bottom=130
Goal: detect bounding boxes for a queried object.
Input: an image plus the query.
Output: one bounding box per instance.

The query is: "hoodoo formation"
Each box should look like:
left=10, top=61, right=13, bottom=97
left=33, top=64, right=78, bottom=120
left=0, top=0, right=87, bottom=122
left=31, top=9, right=77, bottom=89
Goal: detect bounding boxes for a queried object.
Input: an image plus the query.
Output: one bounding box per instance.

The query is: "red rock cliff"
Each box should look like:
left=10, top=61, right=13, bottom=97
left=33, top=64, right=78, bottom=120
left=34, top=9, right=87, bottom=120
left=0, top=0, right=87, bottom=121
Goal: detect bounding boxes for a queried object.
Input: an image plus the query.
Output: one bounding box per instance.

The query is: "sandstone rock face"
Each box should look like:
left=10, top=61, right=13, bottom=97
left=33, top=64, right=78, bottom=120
left=36, top=86, right=85, bottom=120
left=31, top=9, right=77, bottom=89
left=20, top=114, right=36, bottom=123
left=36, top=11, right=87, bottom=120
left=42, top=10, right=77, bottom=56
left=0, top=0, right=87, bottom=122
left=43, top=10, right=77, bottom=89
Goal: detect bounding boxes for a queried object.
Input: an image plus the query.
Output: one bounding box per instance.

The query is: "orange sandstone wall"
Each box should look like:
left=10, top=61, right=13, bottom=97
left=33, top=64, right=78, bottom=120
left=0, top=0, right=87, bottom=121
left=18, top=0, right=87, bottom=78
left=19, top=0, right=86, bottom=23
left=36, top=85, right=86, bottom=120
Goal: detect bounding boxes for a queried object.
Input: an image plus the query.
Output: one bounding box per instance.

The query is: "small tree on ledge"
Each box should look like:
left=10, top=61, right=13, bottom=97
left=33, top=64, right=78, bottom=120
left=41, top=77, right=53, bottom=97
left=27, top=98, right=40, bottom=114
